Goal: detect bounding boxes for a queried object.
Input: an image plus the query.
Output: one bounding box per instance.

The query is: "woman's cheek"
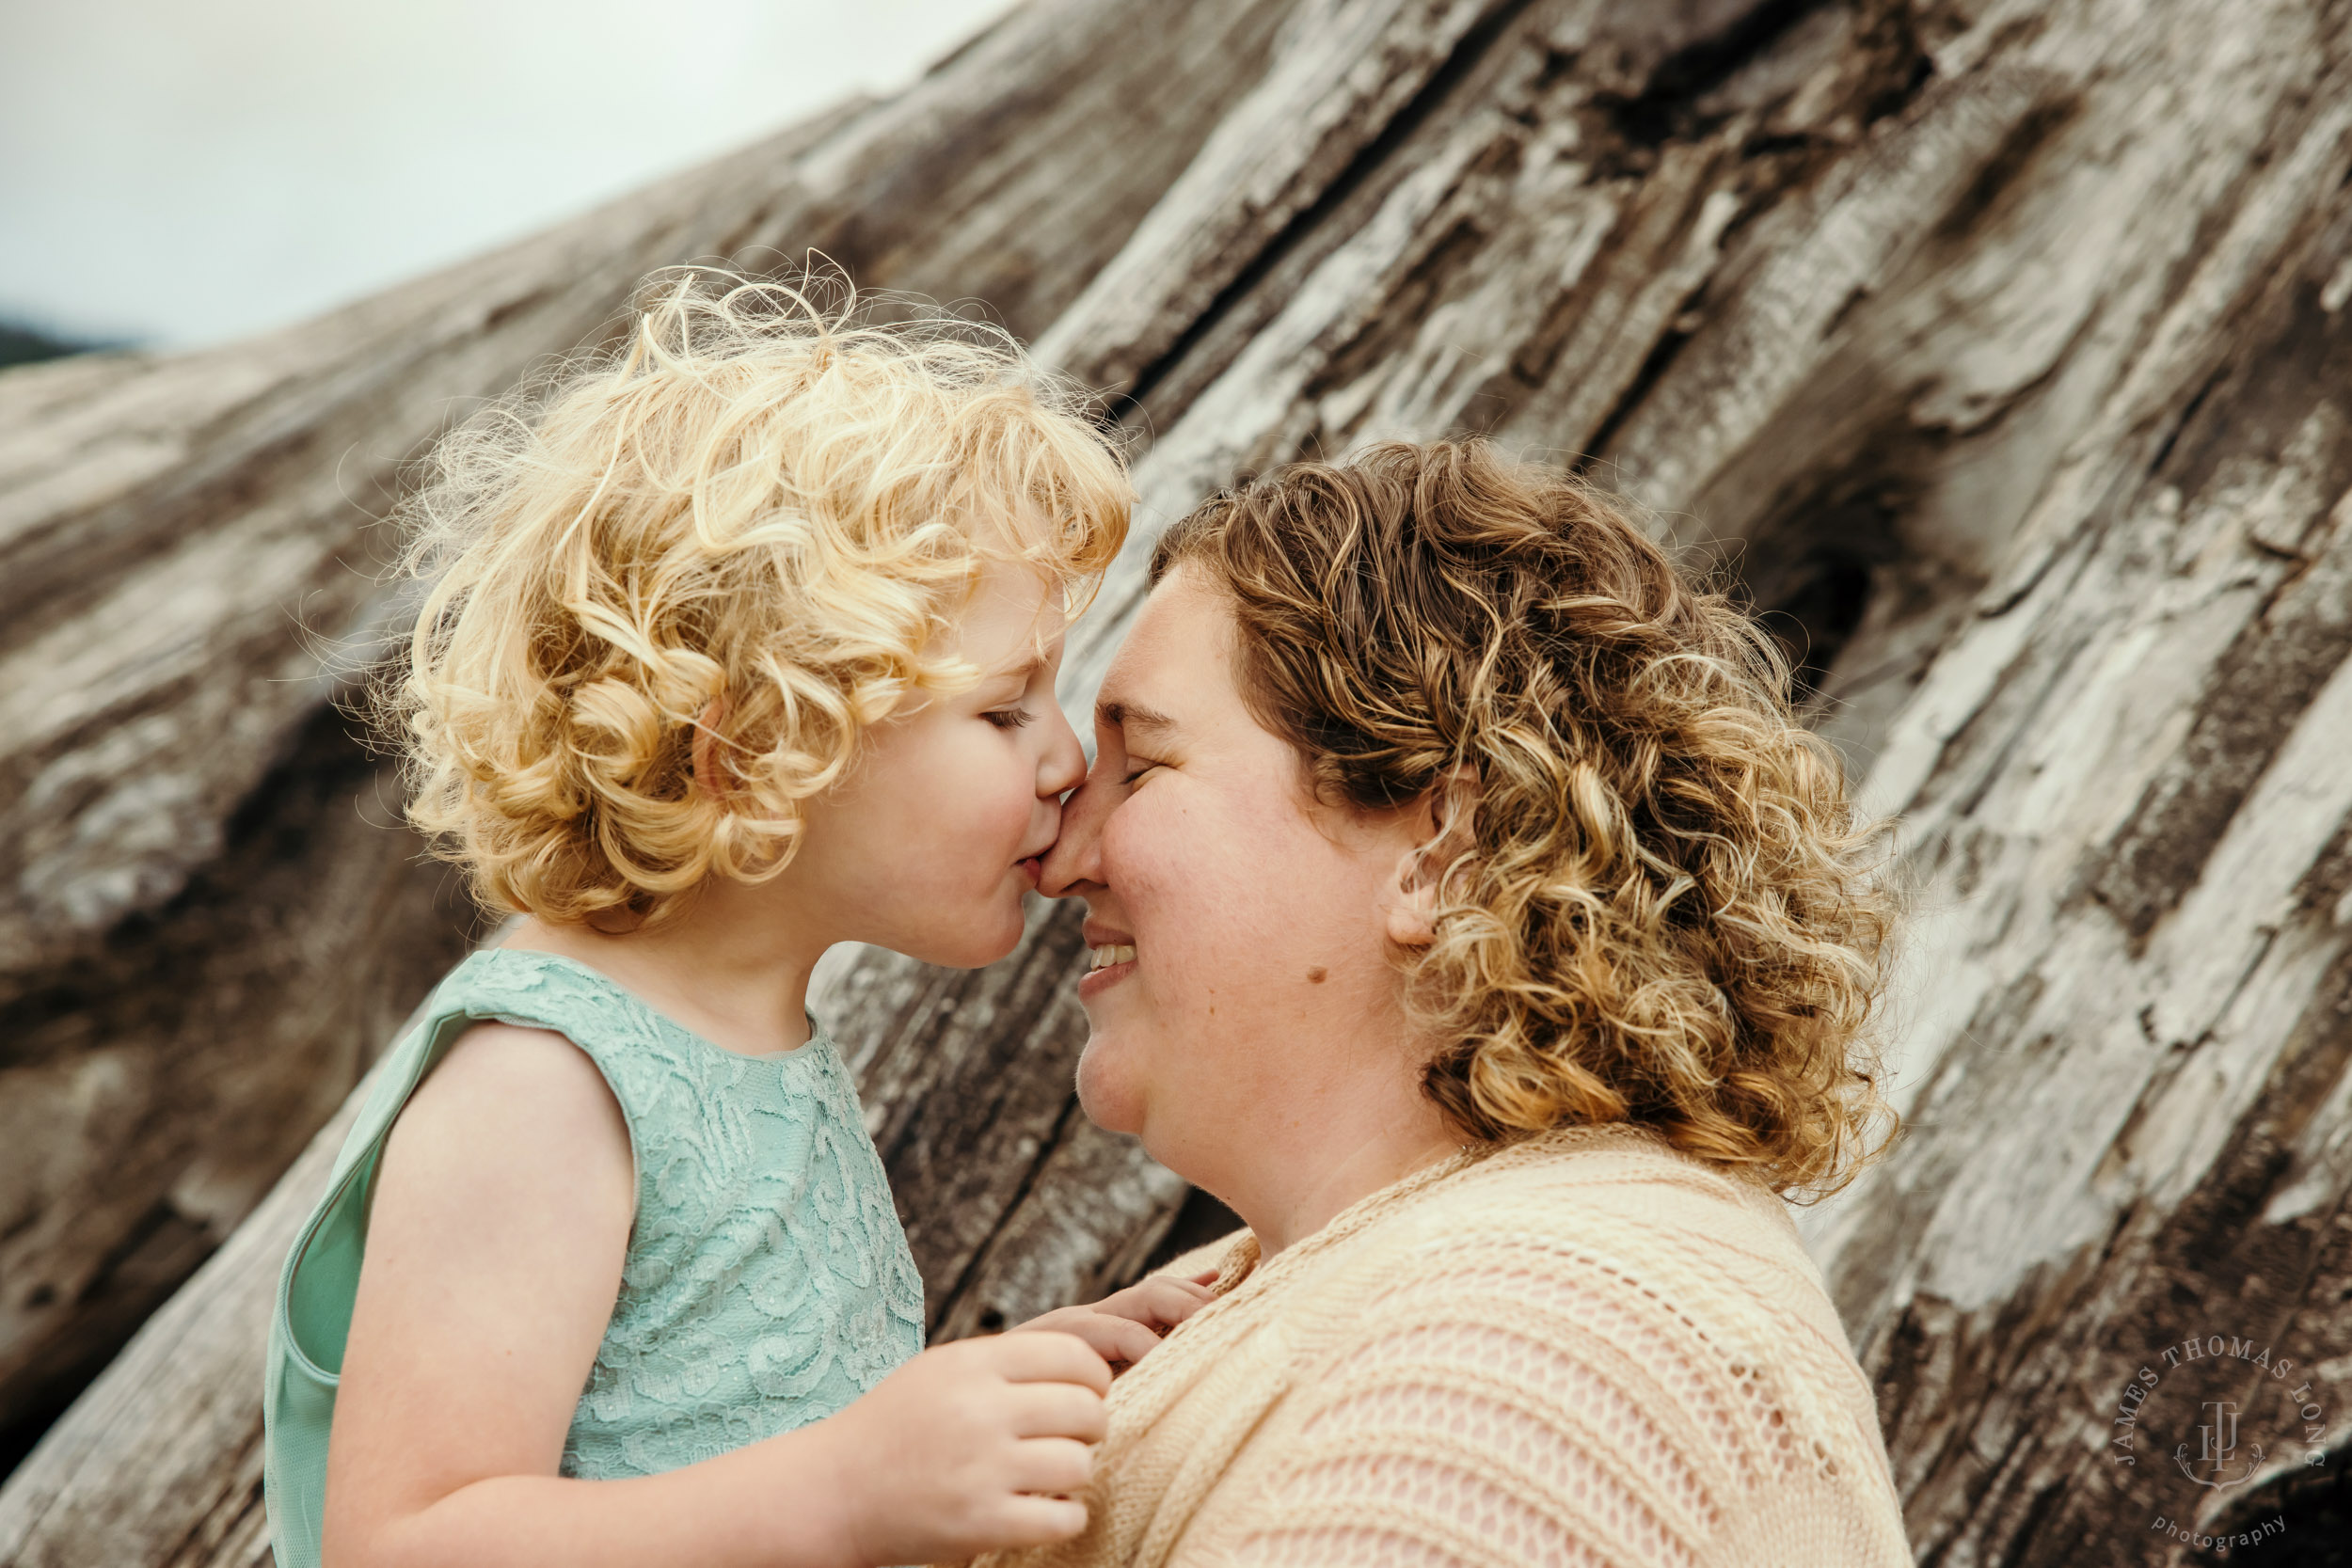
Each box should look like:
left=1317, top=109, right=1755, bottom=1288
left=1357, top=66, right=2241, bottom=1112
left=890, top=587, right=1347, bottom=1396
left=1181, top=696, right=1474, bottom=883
left=1099, top=785, right=1182, bottom=902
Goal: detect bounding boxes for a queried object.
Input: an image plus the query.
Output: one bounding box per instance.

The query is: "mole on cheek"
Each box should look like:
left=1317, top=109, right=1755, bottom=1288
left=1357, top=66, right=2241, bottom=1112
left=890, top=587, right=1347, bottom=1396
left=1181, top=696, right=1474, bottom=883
left=1306, top=967, right=1327, bottom=984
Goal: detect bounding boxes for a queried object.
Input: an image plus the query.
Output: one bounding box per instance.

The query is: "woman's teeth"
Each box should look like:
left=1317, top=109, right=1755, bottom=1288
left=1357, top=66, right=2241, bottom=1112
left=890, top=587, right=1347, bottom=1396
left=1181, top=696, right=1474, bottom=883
left=1088, top=944, right=1136, bottom=973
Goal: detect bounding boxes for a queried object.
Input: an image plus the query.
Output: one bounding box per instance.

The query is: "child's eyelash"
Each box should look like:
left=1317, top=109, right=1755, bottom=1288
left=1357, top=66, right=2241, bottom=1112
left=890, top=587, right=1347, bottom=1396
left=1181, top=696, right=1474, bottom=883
left=985, top=707, right=1036, bottom=730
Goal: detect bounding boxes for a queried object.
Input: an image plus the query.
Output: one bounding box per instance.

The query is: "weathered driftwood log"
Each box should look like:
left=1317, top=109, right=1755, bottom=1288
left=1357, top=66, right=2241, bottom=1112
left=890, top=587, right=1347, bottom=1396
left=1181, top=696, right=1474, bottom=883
left=8, top=0, right=2352, bottom=1565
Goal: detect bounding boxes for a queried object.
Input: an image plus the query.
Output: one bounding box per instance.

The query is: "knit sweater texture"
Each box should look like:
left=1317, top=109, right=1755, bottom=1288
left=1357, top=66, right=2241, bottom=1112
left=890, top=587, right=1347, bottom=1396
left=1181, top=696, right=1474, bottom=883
left=971, top=1125, right=1909, bottom=1568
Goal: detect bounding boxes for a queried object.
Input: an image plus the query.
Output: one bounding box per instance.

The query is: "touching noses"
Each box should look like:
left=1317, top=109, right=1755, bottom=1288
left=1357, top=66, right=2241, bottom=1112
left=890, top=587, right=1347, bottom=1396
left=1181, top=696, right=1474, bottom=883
left=1040, top=752, right=1113, bottom=897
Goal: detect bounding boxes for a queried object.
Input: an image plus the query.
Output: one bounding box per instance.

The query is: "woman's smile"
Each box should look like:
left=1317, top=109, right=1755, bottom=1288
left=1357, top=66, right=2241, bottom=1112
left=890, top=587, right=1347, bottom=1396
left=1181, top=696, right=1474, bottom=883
left=1078, top=925, right=1138, bottom=994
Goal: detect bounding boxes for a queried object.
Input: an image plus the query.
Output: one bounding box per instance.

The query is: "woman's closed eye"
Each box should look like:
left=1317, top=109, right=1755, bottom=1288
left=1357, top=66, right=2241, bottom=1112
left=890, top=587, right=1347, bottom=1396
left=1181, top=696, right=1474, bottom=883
left=1120, top=756, right=1165, bottom=785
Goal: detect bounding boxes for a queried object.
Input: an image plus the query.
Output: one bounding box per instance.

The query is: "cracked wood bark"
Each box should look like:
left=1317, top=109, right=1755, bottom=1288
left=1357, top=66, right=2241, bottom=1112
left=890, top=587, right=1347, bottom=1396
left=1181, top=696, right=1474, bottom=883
left=8, top=1, right=2352, bottom=1565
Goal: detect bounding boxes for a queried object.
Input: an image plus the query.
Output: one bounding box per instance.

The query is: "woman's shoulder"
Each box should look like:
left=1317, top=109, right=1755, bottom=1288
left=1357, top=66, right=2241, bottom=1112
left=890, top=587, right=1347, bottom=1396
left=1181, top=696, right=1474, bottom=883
left=1371, top=1126, right=1858, bottom=1395
left=1156, top=1228, right=1253, bottom=1284
left=1425, top=1124, right=1805, bottom=1255
left=1211, top=1134, right=1906, bottom=1568
left=1299, top=1129, right=1901, bottom=1545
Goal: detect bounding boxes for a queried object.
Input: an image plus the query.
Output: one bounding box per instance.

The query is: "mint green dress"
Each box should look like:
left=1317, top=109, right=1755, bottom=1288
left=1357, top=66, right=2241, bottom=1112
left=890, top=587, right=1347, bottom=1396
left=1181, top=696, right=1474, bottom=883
left=262, top=948, right=926, bottom=1568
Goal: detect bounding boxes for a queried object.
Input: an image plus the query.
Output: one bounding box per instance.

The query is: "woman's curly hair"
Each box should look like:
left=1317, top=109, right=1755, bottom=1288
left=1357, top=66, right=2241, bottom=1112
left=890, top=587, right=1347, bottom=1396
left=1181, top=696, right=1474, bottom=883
left=1151, top=439, right=1893, bottom=1196
left=382, top=268, right=1131, bottom=928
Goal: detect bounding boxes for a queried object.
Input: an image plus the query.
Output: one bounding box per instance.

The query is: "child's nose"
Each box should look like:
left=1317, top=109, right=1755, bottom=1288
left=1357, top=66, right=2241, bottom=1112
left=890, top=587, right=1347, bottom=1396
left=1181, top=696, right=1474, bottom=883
left=1037, top=702, right=1087, bottom=799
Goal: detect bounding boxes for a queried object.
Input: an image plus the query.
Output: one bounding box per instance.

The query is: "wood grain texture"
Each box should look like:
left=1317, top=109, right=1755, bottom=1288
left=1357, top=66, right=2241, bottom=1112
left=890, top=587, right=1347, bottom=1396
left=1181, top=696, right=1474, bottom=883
left=0, top=1071, right=366, bottom=1568
left=9, top=1, right=2352, bottom=1564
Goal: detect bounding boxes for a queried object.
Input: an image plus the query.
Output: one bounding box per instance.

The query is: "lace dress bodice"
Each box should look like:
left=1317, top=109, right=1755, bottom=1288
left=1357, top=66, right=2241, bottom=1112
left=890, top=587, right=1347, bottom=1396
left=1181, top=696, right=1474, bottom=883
left=481, top=952, right=929, bottom=1474
left=263, top=947, right=926, bottom=1568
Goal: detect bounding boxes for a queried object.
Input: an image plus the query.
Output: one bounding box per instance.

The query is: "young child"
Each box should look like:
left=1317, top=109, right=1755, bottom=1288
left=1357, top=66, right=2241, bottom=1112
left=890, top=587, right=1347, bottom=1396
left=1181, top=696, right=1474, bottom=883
left=262, top=272, right=1211, bottom=1568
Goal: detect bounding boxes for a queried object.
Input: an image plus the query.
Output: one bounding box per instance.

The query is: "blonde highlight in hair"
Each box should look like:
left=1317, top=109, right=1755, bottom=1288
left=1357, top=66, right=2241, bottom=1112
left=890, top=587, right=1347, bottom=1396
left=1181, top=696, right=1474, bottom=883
left=383, top=267, right=1131, bottom=927
left=1152, top=440, right=1893, bottom=1196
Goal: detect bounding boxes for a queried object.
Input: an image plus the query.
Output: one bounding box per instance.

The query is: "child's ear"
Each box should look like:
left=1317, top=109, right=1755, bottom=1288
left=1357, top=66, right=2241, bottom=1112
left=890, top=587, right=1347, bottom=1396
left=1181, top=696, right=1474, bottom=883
left=690, top=699, right=732, bottom=800
left=1381, top=765, right=1479, bottom=949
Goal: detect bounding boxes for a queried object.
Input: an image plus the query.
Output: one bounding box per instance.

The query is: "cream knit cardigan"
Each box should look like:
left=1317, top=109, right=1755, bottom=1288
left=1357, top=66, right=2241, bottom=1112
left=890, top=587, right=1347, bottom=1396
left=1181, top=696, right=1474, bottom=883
left=969, top=1126, right=1910, bottom=1568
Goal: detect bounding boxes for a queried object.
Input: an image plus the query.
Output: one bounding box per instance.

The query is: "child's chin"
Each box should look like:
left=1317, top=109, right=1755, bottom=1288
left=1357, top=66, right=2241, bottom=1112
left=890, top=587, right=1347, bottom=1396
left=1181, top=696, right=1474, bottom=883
left=922, top=907, right=1028, bottom=969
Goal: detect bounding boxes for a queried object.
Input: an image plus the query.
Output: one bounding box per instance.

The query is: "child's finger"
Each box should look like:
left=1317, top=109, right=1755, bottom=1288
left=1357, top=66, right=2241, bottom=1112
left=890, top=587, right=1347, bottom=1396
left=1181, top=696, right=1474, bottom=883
left=1113, top=1275, right=1215, bottom=1327
left=1061, top=1311, right=1162, bottom=1367
left=1006, top=1380, right=1111, bottom=1444
left=1030, top=1310, right=1138, bottom=1365
left=991, top=1328, right=1114, bottom=1393
left=992, top=1491, right=1090, bottom=1547
left=1150, top=1273, right=1217, bottom=1307
left=1010, top=1434, right=1097, bottom=1497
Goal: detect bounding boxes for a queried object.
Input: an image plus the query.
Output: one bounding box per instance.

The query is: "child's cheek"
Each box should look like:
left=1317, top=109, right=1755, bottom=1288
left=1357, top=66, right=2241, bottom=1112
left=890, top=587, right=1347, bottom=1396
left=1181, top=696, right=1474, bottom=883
left=963, top=743, right=1037, bottom=902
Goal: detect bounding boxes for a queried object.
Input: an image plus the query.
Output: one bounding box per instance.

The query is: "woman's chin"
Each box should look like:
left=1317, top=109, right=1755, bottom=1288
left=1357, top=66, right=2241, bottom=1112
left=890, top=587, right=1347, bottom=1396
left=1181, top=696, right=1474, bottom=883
left=1073, top=1036, right=1147, bottom=1136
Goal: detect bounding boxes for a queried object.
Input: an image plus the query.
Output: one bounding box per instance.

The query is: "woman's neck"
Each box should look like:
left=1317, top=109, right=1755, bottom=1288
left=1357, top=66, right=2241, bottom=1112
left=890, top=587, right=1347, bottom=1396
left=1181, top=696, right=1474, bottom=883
left=501, top=876, right=833, bottom=1058
left=1245, top=1126, right=1464, bottom=1257
left=1178, top=1049, right=1464, bottom=1258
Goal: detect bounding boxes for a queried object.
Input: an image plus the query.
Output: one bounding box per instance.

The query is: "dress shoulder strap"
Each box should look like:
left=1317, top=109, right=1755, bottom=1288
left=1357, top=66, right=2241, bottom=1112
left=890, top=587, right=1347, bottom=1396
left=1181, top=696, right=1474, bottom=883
left=411, top=948, right=706, bottom=1144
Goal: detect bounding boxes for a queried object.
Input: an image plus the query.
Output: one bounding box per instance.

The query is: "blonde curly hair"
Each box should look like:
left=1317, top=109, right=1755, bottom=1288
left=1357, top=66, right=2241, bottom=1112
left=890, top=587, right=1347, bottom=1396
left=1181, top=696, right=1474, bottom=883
left=1151, top=440, right=1893, bottom=1196
left=383, top=269, right=1132, bottom=927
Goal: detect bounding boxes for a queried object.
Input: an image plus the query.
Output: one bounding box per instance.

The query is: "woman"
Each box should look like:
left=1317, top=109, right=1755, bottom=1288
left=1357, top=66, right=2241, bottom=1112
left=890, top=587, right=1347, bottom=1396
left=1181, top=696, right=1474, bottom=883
left=1002, top=440, right=1909, bottom=1566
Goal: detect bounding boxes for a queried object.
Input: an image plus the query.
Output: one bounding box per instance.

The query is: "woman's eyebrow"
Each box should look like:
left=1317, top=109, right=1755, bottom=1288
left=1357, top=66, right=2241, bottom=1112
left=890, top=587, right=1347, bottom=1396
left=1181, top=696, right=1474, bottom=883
left=1099, top=698, right=1179, bottom=739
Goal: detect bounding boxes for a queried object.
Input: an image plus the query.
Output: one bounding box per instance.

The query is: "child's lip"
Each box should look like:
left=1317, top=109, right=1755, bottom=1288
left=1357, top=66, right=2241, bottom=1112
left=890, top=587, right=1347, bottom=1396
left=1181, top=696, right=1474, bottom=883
left=1018, top=856, right=1043, bottom=886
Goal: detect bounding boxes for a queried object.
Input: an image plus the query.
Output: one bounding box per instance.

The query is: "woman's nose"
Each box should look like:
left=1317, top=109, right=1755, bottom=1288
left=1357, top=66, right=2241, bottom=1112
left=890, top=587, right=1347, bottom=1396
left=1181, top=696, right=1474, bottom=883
left=1040, top=755, right=1112, bottom=896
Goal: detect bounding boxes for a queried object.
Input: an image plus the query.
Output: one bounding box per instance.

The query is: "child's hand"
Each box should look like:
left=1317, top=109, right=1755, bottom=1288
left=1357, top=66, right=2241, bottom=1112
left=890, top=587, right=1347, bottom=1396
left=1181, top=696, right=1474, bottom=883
left=818, top=1332, right=1111, bottom=1565
left=1011, top=1270, right=1220, bottom=1370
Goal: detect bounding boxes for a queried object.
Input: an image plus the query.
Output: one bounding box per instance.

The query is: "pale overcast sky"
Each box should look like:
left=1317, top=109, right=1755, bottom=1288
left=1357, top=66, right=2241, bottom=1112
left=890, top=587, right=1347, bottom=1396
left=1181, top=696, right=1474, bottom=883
left=0, top=0, right=1015, bottom=349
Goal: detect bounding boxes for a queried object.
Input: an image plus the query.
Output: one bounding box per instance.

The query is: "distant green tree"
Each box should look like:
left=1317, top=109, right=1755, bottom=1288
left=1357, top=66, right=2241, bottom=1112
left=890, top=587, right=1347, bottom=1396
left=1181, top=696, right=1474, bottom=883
left=0, top=322, right=93, bottom=368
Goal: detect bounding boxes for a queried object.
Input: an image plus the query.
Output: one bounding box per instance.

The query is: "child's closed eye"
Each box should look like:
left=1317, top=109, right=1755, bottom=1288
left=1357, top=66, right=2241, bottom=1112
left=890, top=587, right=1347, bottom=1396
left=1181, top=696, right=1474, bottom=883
left=983, top=707, right=1036, bottom=730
